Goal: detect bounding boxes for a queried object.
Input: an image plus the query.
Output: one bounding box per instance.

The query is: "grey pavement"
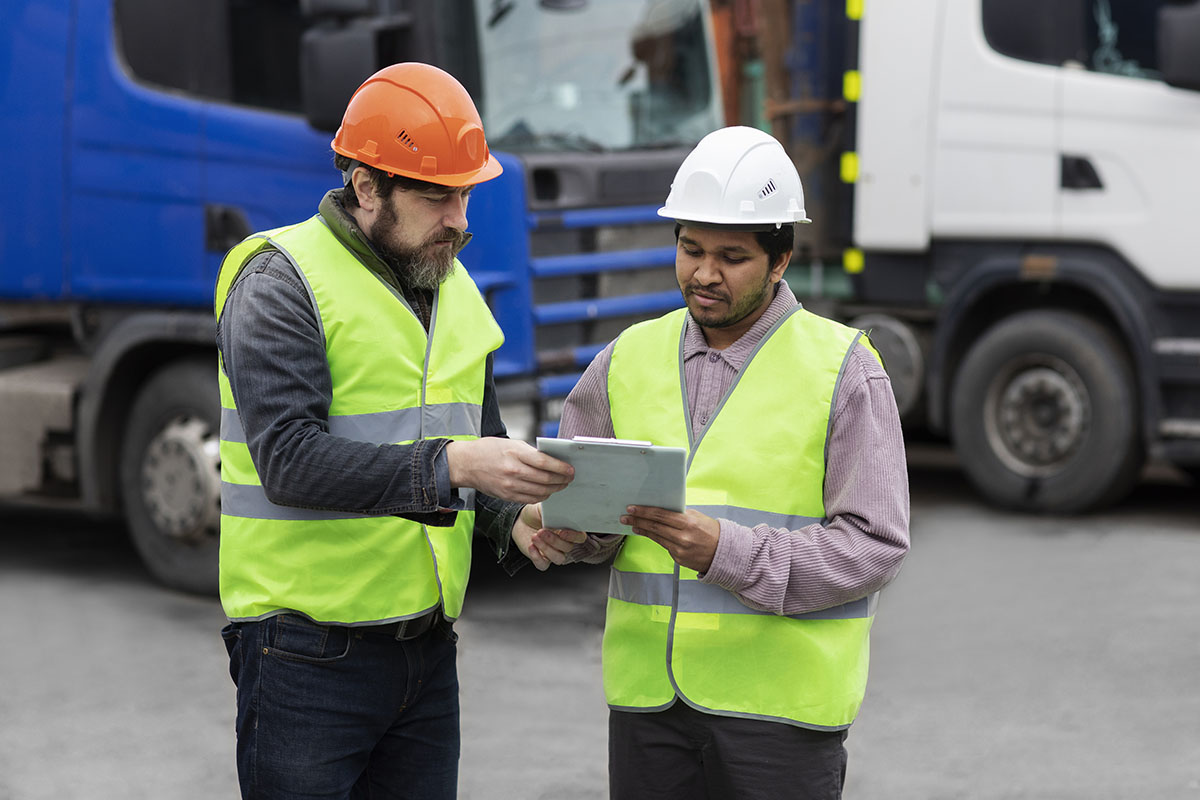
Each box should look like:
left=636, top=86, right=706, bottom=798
left=846, top=465, right=1200, bottom=799
left=1, top=460, right=1197, bottom=799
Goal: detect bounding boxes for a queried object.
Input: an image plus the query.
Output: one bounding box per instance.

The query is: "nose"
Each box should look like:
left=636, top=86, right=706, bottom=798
left=444, top=192, right=469, bottom=230
left=693, top=254, right=721, bottom=286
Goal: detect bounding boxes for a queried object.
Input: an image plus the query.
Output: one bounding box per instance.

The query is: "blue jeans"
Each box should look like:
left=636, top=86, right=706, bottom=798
left=221, top=613, right=460, bottom=800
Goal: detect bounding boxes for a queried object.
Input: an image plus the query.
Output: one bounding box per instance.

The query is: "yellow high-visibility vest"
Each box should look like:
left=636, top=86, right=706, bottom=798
left=214, top=216, right=502, bottom=624
left=604, top=306, right=880, bottom=729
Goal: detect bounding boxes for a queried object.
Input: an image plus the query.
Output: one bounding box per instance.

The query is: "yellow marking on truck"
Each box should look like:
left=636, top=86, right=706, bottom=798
left=844, top=248, right=865, bottom=274
left=843, top=70, right=861, bottom=102
left=840, top=151, right=859, bottom=183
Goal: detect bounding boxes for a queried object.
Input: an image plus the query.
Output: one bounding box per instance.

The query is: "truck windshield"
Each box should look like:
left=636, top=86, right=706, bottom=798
left=475, top=0, right=720, bottom=153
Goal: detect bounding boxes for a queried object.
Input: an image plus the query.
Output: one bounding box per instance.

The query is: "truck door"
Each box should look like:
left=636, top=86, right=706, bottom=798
left=68, top=0, right=211, bottom=304
left=1057, top=0, right=1200, bottom=293
left=927, top=0, right=1061, bottom=242
left=82, top=0, right=332, bottom=307
left=196, top=3, right=333, bottom=266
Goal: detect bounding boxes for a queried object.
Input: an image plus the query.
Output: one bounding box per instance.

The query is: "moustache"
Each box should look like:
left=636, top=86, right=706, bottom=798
left=685, top=284, right=729, bottom=303
left=426, top=228, right=466, bottom=250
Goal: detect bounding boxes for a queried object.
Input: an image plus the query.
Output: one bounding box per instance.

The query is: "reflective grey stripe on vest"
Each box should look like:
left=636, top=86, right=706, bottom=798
left=688, top=505, right=823, bottom=533
left=221, top=483, right=476, bottom=521
left=220, top=403, right=481, bottom=445
left=609, top=569, right=876, bottom=620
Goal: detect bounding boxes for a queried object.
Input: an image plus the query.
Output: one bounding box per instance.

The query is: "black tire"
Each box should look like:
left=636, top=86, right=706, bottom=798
left=949, top=310, right=1143, bottom=513
left=119, top=358, right=221, bottom=594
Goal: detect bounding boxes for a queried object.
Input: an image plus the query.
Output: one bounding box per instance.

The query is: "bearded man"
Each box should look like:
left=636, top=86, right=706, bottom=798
left=214, top=63, right=580, bottom=800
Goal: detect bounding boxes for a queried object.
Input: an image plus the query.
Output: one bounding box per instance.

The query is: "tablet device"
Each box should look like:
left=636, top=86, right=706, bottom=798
left=536, top=436, right=686, bottom=535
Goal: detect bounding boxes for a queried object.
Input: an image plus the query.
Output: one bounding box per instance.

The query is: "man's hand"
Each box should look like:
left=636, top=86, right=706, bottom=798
left=621, top=506, right=720, bottom=573
left=512, top=503, right=588, bottom=571
left=445, top=437, right=574, bottom=504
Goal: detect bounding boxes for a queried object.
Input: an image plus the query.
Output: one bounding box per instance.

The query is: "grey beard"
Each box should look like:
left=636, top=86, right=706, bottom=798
left=403, top=252, right=457, bottom=291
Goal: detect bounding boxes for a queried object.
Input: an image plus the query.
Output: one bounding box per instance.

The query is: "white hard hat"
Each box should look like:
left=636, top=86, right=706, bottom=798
left=658, top=126, right=810, bottom=228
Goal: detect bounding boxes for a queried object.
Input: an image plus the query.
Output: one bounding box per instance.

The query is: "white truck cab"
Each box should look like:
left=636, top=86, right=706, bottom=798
left=831, top=0, right=1200, bottom=510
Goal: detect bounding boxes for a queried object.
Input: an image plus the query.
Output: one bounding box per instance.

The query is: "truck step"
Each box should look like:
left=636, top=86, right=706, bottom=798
left=0, top=356, right=89, bottom=494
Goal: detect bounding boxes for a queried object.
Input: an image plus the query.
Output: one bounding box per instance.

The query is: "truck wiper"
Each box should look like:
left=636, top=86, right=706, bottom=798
left=488, top=0, right=515, bottom=28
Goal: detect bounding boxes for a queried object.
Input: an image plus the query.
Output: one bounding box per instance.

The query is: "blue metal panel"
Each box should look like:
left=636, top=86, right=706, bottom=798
left=469, top=270, right=518, bottom=294
left=573, top=343, right=607, bottom=366
left=533, top=245, right=676, bottom=279
left=0, top=1, right=72, bottom=299
left=521, top=192, right=683, bottom=407
left=535, top=290, right=682, bottom=326
left=532, top=204, right=663, bottom=229
left=538, top=372, right=584, bottom=398
left=456, top=151, right=536, bottom=379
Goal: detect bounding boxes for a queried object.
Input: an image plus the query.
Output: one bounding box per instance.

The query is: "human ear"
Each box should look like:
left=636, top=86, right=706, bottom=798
left=769, top=249, right=793, bottom=282
left=351, top=167, right=378, bottom=212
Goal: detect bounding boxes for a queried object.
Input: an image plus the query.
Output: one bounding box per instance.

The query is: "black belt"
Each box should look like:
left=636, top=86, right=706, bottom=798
left=357, top=610, right=440, bottom=641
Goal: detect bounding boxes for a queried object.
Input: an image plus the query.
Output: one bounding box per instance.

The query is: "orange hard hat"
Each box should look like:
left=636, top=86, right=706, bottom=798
left=331, top=62, right=502, bottom=187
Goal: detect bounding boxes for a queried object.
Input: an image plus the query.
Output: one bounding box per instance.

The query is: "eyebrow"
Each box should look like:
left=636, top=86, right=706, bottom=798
left=422, top=186, right=473, bottom=199
left=678, top=235, right=753, bottom=256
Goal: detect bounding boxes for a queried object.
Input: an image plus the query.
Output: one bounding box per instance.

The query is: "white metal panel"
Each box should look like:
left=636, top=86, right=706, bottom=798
left=1059, top=70, right=1200, bottom=291
left=927, top=1, right=1059, bottom=239
left=852, top=0, right=940, bottom=251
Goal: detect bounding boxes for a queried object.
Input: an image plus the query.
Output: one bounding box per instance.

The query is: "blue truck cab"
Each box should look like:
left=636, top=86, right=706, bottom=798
left=0, top=0, right=723, bottom=591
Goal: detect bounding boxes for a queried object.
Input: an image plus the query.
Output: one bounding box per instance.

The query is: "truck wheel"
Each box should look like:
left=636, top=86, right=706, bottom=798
left=950, top=310, right=1142, bottom=513
left=120, top=358, right=221, bottom=594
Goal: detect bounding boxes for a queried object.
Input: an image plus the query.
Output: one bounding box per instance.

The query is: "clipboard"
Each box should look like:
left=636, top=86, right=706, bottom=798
left=536, top=436, right=686, bottom=535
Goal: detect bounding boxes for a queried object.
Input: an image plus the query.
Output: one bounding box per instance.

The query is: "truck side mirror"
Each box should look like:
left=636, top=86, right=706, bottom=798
left=300, top=14, right=418, bottom=132
left=1159, top=1, right=1200, bottom=91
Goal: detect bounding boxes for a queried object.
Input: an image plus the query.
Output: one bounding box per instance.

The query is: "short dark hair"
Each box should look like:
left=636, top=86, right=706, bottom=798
left=754, top=224, right=795, bottom=269
left=333, top=153, right=447, bottom=209
left=673, top=222, right=794, bottom=268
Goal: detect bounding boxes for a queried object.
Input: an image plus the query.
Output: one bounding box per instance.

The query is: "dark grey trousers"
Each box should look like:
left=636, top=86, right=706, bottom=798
left=609, top=701, right=848, bottom=800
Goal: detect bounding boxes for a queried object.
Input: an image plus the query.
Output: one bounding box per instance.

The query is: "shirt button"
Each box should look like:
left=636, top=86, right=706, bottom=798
left=708, top=352, right=720, bottom=363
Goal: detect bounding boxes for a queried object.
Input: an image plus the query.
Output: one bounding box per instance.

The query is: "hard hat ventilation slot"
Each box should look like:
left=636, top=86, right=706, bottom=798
left=397, top=129, right=418, bottom=151
left=758, top=179, right=777, bottom=200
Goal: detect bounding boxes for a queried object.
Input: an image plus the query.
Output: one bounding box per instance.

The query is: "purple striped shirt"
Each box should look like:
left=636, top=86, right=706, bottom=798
left=558, top=281, right=910, bottom=615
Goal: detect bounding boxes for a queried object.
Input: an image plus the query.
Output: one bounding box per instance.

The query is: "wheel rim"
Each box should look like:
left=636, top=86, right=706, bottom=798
left=140, top=415, right=221, bottom=545
left=983, top=356, right=1090, bottom=478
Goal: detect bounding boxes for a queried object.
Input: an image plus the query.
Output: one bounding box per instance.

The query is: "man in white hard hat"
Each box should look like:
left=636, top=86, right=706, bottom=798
left=537, top=126, right=911, bottom=798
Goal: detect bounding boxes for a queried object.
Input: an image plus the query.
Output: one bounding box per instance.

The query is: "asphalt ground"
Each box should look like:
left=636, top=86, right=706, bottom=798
left=1, top=458, right=1197, bottom=799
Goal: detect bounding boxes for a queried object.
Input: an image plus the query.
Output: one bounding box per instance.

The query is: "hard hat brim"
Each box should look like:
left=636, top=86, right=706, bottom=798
left=658, top=209, right=812, bottom=230
left=422, top=156, right=504, bottom=187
